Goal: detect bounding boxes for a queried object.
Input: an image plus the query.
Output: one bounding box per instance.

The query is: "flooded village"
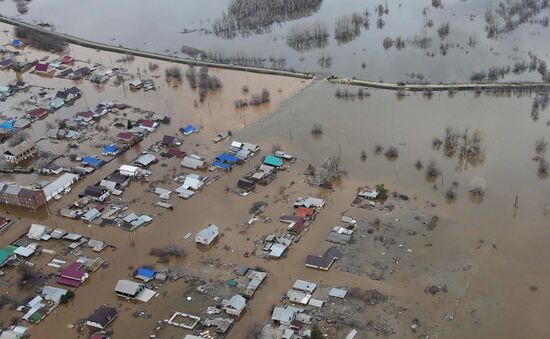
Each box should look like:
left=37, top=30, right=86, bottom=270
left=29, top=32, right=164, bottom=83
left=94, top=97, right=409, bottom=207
left=1, top=0, right=550, bottom=339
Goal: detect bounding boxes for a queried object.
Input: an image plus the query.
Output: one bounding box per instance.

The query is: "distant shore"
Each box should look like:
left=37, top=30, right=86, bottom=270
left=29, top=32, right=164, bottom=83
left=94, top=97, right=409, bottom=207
left=3, top=15, right=550, bottom=93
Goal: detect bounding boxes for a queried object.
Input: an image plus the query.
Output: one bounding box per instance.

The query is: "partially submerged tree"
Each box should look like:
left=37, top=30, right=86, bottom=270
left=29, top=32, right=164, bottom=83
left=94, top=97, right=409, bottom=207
left=318, top=155, right=345, bottom=187
left=538, top=158, right=549, bottom=177
left=446, top=187, right=457, bottom=201
left=384, top=145, right=399, bottom=159
left=425, top=160, right=441, bottom=179
left=374, top=143, right=384, bottom=154
left=536, top=137, right=547, bottom=154
left=14, top=26, right=66, bottom=52
left=185, top=66, right=197, bottom=88
left=469, top=176, right=486, bottom=196
left=286, top=21, right=329, bottom=51
left=311, top=124, right=323, bottom=136
left=165, top=66, right=183, bottom=81
left=249, top=89, right=270, bottom=105
left=150, top=245, right=186, bottom=263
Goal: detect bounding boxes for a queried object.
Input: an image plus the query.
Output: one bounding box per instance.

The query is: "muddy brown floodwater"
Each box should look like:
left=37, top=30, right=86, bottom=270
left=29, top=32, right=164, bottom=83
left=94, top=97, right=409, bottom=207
left=1, top=22, right=550, bottom=339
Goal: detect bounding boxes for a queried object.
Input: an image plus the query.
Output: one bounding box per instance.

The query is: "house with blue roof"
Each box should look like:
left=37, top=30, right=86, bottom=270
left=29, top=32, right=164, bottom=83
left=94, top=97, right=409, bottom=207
left=11, top=38, right=23, bottom=48
left=0, top=120, right=16, bottom=134
left=134, top=267, right=156, bottom=282
left=50, top=97, right=64, bottom=109
left=102, top=144, right=118, bottom=156
left=82, top=156, right=103, bottom=168
left=264, top=155, right=283, bottom=167
left=181, top=124, right=199, bottom=136
left=216, top=153, right=240, bottom=164
left=212, top=161, right=231, bottom=171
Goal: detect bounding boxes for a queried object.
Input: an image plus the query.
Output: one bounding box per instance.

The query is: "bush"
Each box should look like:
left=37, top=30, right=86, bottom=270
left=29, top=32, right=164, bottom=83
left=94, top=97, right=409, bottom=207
left=150, top=245, right=186, bottom=263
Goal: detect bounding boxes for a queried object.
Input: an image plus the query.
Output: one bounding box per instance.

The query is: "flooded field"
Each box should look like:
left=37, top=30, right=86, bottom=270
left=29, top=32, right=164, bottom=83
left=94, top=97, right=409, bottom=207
left=231, top=81, right=550, bottom=338
left=2, top=0, right=550, bottom=82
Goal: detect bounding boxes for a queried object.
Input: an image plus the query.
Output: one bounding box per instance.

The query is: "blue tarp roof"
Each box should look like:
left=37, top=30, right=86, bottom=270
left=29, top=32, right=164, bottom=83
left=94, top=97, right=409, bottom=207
left=181, top=124, right=198, bottom=135
left=102, top=144, right=117, bottom=153
left=82, top=156, right=101, bottom=167
left=216, top=153, right=240, bottom=164
left=136, top=267, right=156, bottom=278
left=11, top=39, right=22, bottom=46
left=212, top=161, right=231, bottom=170
left=0, top=120, right=16, bottom=131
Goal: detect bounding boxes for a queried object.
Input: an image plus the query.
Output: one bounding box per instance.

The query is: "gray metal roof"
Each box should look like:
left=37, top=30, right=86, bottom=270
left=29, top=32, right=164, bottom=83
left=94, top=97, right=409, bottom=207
left=115, top=279, right=142, bottom=295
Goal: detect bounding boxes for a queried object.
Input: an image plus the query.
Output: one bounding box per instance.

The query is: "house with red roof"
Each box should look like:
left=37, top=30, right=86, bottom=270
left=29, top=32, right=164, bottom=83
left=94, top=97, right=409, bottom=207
left=61, top=55, right=74, bottom=64
left=117, top=132, right=141, bottom=145
left=27, top=108, right=48, bottom=120
left=140, top=119, right=158, bottom=132
left=76, top=111, right=95, bottom=122
left=34, top=62, right=53, bottom=75
left=294, top=207, right=316, bottom=219
left=57, top=262, right=89, bottom=287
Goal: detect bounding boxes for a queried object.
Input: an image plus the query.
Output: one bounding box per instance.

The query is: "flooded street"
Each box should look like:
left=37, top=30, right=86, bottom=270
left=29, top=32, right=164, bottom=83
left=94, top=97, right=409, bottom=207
left=2, top=0, right=550, bottom=82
